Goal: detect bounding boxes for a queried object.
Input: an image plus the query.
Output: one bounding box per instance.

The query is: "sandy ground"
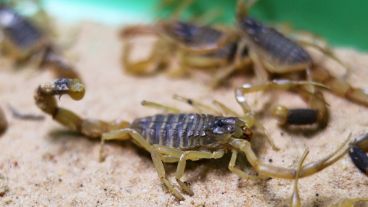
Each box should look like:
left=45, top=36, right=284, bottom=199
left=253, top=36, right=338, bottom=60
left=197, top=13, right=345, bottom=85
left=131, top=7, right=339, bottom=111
left=0, top=22, right=368, bottom=207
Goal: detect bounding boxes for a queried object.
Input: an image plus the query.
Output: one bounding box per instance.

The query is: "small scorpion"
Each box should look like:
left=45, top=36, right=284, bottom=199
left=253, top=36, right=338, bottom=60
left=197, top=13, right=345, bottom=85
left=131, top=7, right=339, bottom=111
left=234, top=0, right=368, bottom=129
left=0, top=4, right=81, bottom=79
left=35, top=78, right=351, bottom=201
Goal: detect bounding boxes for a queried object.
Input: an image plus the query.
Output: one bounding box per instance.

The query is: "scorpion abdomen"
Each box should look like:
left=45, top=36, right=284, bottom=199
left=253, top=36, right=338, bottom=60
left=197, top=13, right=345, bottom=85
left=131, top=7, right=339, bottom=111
left=0, top=6, right=43, bottom=49
left=239, top=17, right=312, bottom=65
left=131, top=113, right=219, bottom=149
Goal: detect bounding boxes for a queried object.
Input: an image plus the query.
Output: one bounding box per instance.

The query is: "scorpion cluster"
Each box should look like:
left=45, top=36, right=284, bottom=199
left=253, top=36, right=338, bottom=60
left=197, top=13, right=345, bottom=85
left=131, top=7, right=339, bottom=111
left=0, top=0, right=367, bottom=206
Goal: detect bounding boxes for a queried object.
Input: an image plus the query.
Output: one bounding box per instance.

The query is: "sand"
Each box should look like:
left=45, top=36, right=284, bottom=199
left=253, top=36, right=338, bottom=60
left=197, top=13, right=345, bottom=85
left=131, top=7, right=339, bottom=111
left=0, top=22, right=368, bottom=207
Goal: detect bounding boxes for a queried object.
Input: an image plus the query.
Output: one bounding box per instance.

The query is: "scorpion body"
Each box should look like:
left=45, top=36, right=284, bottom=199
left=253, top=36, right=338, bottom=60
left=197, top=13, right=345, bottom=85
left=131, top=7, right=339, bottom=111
left=0, top=5, right=43, bottom=51
left=235, top=0, right=368, bottom=129
left=0, top=6, right=80, bottom=79
left=35, top=78, right=351, bottom=201
left=239, top=17, right=312, bottom=68
left=131, top=113, right=249, bottom=149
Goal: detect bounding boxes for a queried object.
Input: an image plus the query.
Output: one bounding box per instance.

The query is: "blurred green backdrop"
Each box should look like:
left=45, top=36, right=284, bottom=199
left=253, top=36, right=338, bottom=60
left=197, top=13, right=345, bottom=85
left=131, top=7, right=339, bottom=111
left=42, top=0, right=368, bottom=51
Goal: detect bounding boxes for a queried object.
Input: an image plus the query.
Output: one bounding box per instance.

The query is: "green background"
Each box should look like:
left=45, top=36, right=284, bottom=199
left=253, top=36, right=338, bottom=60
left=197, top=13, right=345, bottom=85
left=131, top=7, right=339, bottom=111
left=41, top=0, right=368, bottom=51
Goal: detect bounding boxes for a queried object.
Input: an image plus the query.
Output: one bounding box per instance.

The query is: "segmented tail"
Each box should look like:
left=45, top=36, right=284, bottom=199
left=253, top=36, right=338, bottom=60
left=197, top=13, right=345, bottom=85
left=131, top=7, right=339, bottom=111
left=313, top=67, right=368, bottom=106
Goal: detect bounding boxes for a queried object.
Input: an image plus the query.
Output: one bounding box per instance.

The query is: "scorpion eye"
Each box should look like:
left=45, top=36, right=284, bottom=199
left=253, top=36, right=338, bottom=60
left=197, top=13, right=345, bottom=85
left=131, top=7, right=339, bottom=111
left=215, top=120, right=224, bottom=127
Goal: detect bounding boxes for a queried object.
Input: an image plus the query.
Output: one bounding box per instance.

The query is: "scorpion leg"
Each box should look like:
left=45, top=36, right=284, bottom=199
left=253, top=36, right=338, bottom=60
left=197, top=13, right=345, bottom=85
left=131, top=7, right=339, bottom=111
left=154, top=145, right=181, bottom=163
left=141, top=100, right=181, bottom=113
left=175, top=150, right=224, bottom=195
left=122, top=39, right=166, bottom=76
left=35, top=78, right=129, bottom=142
left=249, top=51, right=269, bottom=83
left=101, top=129, right=185, bottom=200
left=39, top=46, right=82, bottom=80
left=290, top=149, right=309, bottom=207
left=237, top=79, right=329, bottom=126
left=298, top=39, right=351, bottom=78
left=212, top=100, right=239, bottom=116
left=173, top=94, right=221, bottom=114
left=228, top=149, right=260, bottom=179
left=210, top=41, right=252, bottom=88
left=229, top=135, right=349, bottom=179
left=235, top=89, right=280, bottom=150
left=312, top=67, right=368, bottom=107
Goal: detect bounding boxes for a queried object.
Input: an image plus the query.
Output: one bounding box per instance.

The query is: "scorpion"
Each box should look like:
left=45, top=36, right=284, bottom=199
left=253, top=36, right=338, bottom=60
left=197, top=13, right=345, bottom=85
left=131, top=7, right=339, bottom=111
left=35, top=78, right=351, bottom=201
left=121, top=0, right=364, bottom=130
left=0, top=4, right=81, bottom=79
left=233, top=0, right=368, bottom=129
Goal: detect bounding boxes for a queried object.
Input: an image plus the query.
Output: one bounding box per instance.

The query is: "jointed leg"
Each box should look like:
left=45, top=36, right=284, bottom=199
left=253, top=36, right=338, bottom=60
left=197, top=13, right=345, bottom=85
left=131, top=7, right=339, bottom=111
left=229, top=135, right=350, bottom=179
left=210, top=65, right=237, bottom=88
left=237, top=79, right=329, bottom=126
left=210, top=54, right=252, bottom=88
left=122, top=40, right=166, bottom=76
left=175, top=150, right=224, bottom=195
left=141, top=100, right=181, bottom=113
left=228, top=149, right=260, bottom=180
left=298, top=39, right=351, bottom=78
left=173, top=94, right=220, bottom=114
left=212, top=100, right=238, bottom=117
left=235, top=89, right=280, bottom=150
left=249, top=51, right=269, bottom=83
left=101, top=129, right=185, bottom=200
left=290, top=149, right=309, bottom=207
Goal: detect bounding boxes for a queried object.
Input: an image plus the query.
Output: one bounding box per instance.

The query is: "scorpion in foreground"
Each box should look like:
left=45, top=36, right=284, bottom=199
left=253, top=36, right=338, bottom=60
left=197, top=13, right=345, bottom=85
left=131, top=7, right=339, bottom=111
left=35, top=78, right=351, bottom=201
left=0, top=4, right=81, bottom=79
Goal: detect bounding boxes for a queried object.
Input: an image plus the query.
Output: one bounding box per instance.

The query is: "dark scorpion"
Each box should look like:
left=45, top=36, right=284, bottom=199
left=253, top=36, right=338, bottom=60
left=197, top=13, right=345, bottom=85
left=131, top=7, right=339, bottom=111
left=0, top=4, right=81, bottom=79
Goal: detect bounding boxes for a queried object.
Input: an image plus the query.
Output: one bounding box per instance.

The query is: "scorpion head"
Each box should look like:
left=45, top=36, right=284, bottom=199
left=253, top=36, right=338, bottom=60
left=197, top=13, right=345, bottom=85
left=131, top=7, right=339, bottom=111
left=238, top=17, right=264, bottom=37
left=160, top=21, right=197, bottom=44
left=209, top=117, right=252, bottom=142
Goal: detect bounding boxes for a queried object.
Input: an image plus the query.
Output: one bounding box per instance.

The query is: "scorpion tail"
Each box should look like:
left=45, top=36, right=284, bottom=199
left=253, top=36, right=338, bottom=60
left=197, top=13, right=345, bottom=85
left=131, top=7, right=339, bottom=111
left=35, top=79, right=129, bottom=138
left=40, top=46, right=82, bottom=80
left=313, top=67, right=368, bottom=106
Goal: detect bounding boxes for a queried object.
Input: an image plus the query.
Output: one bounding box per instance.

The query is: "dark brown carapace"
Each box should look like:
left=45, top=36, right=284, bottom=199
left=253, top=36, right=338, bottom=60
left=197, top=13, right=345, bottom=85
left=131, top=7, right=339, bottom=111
left=0, top=5, right=80, bottom=79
